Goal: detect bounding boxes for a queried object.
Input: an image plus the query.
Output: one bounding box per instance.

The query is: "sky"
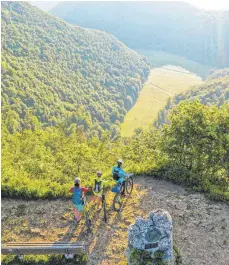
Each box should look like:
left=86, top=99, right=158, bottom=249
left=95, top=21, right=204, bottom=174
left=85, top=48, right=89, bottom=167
left=30, top=0, right=229, bottom=11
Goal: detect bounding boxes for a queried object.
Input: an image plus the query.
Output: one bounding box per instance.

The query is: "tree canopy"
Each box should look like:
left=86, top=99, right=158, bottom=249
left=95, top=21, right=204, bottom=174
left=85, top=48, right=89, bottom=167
left=1, top=2, right=150, bottom=136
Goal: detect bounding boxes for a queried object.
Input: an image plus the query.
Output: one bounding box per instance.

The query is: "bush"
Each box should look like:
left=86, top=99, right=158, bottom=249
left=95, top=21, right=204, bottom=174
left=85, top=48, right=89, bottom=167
left=129, top=249, right=168, bottom=265
left=1, top=254, right=88, bottom=265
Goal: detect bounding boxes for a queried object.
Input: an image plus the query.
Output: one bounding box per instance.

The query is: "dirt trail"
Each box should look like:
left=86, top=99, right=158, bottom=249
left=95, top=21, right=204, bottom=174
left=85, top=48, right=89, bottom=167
left=2, top=176, right=229, bottom=265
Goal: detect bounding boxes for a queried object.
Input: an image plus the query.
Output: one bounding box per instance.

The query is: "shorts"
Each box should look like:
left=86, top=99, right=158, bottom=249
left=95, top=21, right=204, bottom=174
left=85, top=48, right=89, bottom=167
left=74, top=203, right=84, bottom=212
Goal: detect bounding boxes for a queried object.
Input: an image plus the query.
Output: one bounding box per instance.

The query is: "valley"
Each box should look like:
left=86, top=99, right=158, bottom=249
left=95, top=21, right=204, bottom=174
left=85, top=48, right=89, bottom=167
left=136, top=50, right=212, bottom=78
left=1, top=2, right=229, bottom=265
left=50, top=1, right=229, bottom=69
left=121, top=66, right=202, bottom=137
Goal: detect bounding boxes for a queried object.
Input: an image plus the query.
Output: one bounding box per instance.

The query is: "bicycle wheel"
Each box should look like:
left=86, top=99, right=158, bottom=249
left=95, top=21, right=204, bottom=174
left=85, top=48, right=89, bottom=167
left=126, top=177, right=133, bottom=194
left=103, top=200, right=107, bottom=222
left=101, top=194, right=107, bottom=222
left=113, top=192, right=122, bottom=211
left=85, top=210, right=92, bottom=231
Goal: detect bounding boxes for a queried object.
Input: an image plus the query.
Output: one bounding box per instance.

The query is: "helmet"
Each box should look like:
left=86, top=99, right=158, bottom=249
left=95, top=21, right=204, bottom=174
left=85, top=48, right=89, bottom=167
left=97, top=171, right=102, bottom=177
left=74, top=177, right=81, bottom=184
left=117, top=159, right=123, bottom=165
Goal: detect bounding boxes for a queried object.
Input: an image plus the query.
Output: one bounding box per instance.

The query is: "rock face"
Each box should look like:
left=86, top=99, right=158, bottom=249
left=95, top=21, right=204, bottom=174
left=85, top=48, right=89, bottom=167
left=126, top=209, right=173, bottom=264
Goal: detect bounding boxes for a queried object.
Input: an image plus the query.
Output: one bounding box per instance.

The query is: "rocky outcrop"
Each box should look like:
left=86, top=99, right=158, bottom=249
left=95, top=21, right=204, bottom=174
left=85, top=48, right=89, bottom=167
left=126, top=209, right=174, bottom=265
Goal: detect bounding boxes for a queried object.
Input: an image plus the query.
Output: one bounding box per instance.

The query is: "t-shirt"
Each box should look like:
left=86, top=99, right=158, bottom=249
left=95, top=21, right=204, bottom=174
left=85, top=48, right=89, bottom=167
left=70, top=186, right=89, bottom=205
left=69, top=186, right=89, bottom=193
left=112, top=166, right=127, bottom=178
left=93, top=177, right=104, bottom=194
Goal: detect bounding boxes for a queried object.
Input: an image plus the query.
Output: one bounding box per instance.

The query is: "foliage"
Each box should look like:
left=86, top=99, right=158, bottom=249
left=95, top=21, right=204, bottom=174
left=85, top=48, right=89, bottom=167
left=1, top=125, right=122, bottom=199
left=121, top=128, right=162, bottom=175
left=51, top=2, right=229, bottom=68
left=129, top=249, right=168, bottom=265
left=1, top=2, right=150, bottom=135
left=173, top=244, right=182, bottom=265
left=1, top=2, right=228, bottom=206
left=155, top=68, right=229, bottom=127
left=1, top=254, right=88, bottom=265
left=2, top=102, right=229, bottom=203
left=133, top=102, right=229, bottom=203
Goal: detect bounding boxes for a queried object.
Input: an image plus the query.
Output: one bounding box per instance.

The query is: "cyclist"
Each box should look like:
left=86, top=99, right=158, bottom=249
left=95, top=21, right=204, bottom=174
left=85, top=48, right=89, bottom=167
left=112, top=159, right=127, bottom=195
left=69, top=177, right=89, bottom=222
left=92, top=171, right=105, bottom=211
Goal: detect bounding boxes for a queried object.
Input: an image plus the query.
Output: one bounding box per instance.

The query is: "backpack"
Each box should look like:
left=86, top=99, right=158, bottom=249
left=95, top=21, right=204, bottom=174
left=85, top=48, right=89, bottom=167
left=113, top=167, right=120, bottom=181
left=94, top=179, right=102, bottom=193
left=72, top=187, right=83, bottom=205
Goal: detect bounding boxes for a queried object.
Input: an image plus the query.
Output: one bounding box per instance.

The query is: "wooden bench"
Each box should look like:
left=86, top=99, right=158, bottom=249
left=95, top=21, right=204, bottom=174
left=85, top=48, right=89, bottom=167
left=1, top=242, right=87, bottom=259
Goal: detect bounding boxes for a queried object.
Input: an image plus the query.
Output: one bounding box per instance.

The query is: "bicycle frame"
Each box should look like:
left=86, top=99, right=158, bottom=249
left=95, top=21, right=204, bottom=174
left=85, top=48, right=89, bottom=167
left=112, top=173, right=134, bottom=211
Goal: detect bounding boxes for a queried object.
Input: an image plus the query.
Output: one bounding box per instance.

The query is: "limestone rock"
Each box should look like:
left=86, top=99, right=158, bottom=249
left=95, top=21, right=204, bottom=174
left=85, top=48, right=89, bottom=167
left=126, top=209, right=173, bottom=264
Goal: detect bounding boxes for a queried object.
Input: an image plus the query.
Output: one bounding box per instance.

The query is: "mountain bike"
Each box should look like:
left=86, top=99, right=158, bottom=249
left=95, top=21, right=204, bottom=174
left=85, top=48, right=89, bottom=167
left=113, top=173, right=134, bottom=211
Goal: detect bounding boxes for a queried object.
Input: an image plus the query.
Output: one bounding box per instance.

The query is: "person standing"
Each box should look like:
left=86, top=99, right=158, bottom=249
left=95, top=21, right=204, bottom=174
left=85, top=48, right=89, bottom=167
left=69, top=177, right=89, bottom=222
left=92, top=171, right=105, bottom=211
left=112, top=159, right=127, bottom=195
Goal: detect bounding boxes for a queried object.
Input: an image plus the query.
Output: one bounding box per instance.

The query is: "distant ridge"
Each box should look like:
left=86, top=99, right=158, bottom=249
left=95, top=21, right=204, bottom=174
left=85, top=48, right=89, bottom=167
left=31, top=1, right=59, bottom=11
left=51, top=1, right=229, bottom=68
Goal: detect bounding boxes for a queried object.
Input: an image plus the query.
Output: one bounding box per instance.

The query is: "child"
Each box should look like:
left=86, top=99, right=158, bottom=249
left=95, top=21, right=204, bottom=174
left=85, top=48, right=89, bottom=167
left=69, top=177, right=89, bottom=222
left=92, top=171, right=105, bottom=211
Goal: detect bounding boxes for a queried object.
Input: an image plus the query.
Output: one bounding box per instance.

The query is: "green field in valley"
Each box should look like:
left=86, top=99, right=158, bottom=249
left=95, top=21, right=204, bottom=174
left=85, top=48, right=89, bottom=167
left=136, top=49, right=213, bottom=78
left=121, top=66, right=203, bottom=137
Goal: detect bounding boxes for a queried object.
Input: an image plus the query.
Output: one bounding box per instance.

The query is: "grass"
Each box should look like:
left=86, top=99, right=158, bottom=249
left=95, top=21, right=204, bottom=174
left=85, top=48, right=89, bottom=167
left=136, top=49, right=213, bottom=78
left=1, top=254, right=88, bottom=265
left=121, top=66, right=203, bottom=137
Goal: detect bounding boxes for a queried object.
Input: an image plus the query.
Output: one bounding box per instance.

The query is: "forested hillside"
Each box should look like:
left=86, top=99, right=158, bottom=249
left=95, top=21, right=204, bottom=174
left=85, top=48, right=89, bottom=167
left=2, top=3, right=229, bottom=265
left=1, top=2, right=150, bottom=136
left=51, top=1, right=229, bottom=68
left=1, top=2, right=228, bottom=204
left=2, top=102, right=229, bottom=202
left=155, top=68, right=229, bottom=126
left=126, top=102, right=229, bottom=202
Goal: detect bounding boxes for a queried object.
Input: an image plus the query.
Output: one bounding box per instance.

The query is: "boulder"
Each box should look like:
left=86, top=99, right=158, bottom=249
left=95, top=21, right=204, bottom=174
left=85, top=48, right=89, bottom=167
left=126, top=209, right=174, bottom=264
